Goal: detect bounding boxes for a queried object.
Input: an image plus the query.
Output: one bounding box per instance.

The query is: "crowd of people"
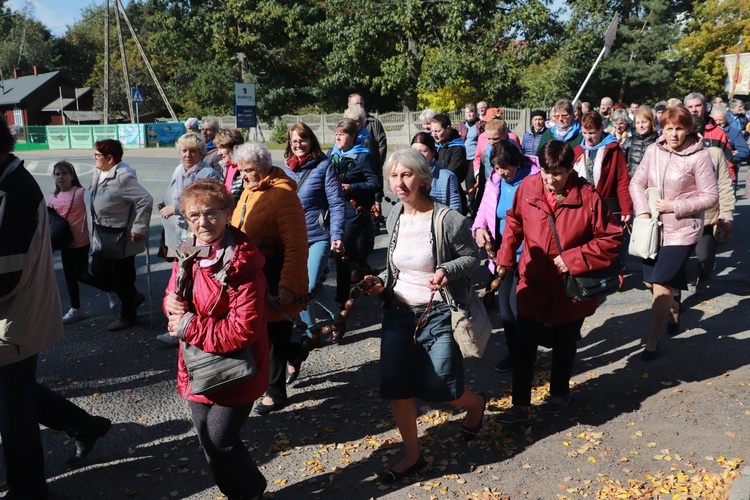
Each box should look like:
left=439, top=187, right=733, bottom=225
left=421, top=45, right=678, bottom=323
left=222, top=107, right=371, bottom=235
left=0, top=88, right=747, bottom=497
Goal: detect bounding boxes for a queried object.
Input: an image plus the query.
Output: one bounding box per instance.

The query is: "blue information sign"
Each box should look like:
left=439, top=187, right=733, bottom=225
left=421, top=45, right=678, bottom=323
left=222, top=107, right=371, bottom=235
left=234, top=83, right=257, bottom=127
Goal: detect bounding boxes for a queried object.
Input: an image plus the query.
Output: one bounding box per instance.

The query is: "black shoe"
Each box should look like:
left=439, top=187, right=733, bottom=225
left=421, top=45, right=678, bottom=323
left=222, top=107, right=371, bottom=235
left=545, top=395, right=571, bottom=414
left=666, top=317, right=681, bottom=336
left=254, top=397, right=287, bottom=416
left=641, top=344, right=659, bottom=361
left=67, top=416, right=112, bottom=464
left=461, top=393, right=486, bottom=442
left=377, top=454, right=427, bottom=484
left=107, top=317, right=138, bottom=331
left=135, top=292, right=146, bottom=309
left=494, top=355, right=513, bottom=373
left=286, top=360, right=302, bottom=385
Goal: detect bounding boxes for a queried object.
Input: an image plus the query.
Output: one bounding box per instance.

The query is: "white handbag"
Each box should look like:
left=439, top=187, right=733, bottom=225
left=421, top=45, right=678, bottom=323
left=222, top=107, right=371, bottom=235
left=628, top=153, right=662, bottom=260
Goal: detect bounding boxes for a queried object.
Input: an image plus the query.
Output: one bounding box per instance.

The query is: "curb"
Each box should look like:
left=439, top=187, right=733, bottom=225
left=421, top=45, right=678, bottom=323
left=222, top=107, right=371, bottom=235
left=729, top=466, right=750, bottom=500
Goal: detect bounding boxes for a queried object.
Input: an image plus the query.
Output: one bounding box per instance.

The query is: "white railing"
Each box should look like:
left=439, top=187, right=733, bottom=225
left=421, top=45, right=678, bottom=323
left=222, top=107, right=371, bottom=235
left=219, top=108, right=531, bottom=146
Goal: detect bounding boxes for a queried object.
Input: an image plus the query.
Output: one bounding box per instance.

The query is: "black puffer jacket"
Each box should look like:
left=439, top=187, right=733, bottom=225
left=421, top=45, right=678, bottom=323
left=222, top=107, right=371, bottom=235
left=624, top=131, right=658, bottom=178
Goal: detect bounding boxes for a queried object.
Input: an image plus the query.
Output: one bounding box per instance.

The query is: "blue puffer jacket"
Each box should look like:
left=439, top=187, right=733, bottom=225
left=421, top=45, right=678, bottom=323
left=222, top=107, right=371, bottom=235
left=282, top=155, right=347, bottom=244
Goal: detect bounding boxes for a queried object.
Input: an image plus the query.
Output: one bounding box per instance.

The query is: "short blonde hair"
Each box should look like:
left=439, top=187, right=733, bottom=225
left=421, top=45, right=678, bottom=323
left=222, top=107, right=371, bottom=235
left=177, top=133, right=207, bottom=156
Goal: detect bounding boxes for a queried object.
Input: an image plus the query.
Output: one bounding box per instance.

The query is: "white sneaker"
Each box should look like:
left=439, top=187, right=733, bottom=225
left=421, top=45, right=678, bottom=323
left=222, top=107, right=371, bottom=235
left=63, top=308, right=86, bottom=324
left=107, top=292, right=119, bottom=310
left=156, top=332, right=179, bottom=345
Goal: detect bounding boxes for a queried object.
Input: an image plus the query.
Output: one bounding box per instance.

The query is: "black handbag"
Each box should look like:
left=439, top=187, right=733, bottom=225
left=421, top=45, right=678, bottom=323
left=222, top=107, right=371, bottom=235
left=48, top=206, right=74, bottom=251
left=181, top=341, right=258, bottom=395
left=90, top=222, right=128, bottom=259
left=548, top=213, right=620, bottom=302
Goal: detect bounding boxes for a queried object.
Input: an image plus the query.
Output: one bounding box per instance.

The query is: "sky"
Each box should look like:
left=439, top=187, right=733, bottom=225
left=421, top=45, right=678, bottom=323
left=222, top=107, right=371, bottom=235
left=7, top=0, right=95, bottom=36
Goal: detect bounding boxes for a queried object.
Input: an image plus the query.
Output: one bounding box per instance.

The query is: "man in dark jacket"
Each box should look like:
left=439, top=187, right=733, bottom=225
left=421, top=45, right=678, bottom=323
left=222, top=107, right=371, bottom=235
left=0, top=118, right=111, bottom=498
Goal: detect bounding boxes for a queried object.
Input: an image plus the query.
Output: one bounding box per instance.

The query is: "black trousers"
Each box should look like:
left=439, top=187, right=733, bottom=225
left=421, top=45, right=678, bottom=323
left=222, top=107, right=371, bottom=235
left=0, top=356, right=101, bottom=499
left=267, top=320, right=293, bottom=402
left=512, top=316, right=584, bottom=406
left=88, top=254, right=139, bottom=321
left=188, top=401, right=266, bottom=499
left=60, top=245, right=89, bottom=309
left=335, top=213, right=373, bottom=304
left=695, top=225, right=717, bottom=282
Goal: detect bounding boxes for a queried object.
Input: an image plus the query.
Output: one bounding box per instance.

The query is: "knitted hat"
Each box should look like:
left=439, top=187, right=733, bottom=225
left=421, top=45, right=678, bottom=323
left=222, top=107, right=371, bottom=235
left=530, top=110, right=546, bottom=120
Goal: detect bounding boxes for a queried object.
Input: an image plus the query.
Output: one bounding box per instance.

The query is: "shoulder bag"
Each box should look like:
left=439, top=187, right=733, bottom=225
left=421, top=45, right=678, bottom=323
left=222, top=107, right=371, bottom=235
left=548, top=213, right=620, bottom=302
left=628, top=152, right=662, bottom=260
left=434, top=206, right=492, bottom=358
left=90, top=175, right=129, bottom=259
left=48, top=193, right=75, bottom=251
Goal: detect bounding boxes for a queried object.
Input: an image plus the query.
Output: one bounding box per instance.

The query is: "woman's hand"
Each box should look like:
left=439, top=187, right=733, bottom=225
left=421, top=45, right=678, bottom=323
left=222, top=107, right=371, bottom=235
left=474, top=228, right=491, bottom=248
left=278, top=287, right=294, bottom=305
left=428, top=268, right=448, bottom=291
left=131, top=233, right=143, bottom=243
left=330, top=240, right=344, bottom=254
left=341, top=183, right=350, bottom=194
left=553, top=255, right=569, bottom=274
left=654, top=198, right=675, bottom=214
left=160, top=204, right=175, bottom=218
left=620, top=214, right=632, bottom=223
left=360, top=275, right=384, bottom=296
left=165, top=291, right=188, bottom=316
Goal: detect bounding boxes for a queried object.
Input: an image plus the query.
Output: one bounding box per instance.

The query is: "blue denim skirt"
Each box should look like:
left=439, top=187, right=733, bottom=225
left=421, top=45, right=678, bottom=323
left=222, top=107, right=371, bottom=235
left=380, top=298, right=464, bottom=402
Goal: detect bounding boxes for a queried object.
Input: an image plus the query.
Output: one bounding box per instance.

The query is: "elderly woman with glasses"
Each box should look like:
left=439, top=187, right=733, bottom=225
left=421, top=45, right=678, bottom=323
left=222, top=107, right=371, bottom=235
left=536, top=99, right=583, bottom=154
left=231, top=143, right=308, bottom=415
left=82, top=139, right=153, bottom=331
left=163, top=179, right=269, bottom=499
left=157, top=133, right=221, bottom=343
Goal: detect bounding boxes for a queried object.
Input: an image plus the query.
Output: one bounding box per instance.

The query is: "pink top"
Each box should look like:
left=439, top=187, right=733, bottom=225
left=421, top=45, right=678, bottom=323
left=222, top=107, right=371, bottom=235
left=392, top=212, right=443, bottom=305
left=48, top=188, right=89, bottom=248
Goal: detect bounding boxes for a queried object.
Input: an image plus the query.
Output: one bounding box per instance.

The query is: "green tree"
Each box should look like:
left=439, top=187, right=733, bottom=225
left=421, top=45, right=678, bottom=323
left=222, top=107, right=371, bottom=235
left=0, top=8, right=56, bottom=79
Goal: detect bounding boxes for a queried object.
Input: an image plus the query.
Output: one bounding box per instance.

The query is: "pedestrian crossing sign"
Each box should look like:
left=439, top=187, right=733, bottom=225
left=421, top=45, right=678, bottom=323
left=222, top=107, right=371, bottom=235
left=131, top=88, right=144, bottom=104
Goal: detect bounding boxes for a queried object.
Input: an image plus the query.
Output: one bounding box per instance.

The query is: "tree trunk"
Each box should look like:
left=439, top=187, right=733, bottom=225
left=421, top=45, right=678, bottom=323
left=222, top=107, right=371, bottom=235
left=402, top=36, right=421, bottom=112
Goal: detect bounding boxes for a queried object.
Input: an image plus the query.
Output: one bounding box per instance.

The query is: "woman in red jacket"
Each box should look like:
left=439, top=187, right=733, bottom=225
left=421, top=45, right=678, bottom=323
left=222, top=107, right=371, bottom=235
left=496, top=141, right=623, bottom=422
left=573, top=112, right=632, bottom=223
left=163, top=179, right=269, bottom=499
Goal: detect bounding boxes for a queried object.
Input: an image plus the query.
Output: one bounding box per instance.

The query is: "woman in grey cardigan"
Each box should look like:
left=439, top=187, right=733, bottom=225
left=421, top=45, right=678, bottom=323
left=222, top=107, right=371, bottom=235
left=84, top=139, right=153, bottom=331
left=361, top=149, right=486, bottom=484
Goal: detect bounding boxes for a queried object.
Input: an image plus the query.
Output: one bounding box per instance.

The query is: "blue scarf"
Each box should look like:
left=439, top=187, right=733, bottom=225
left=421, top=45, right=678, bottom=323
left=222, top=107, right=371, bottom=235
left=435, top=137, right=465, bottom=152
left=551, top=121, right=581, bottom=142
left=357, top=128, right=371, bottom=141
left=330, top=143, right=370, bottom=159
left=581, top=132, right=618, bottom=151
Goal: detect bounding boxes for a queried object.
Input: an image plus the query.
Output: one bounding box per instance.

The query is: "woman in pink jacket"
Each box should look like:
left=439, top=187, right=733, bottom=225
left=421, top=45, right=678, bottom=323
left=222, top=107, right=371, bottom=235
left=163, top=179, right=269, bottom=499
left=629, top=106, right=718, bottom=360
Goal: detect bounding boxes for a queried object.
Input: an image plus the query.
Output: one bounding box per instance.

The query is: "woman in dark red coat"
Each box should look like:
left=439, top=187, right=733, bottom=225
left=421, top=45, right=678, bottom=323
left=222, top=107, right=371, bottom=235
left=495, top=141, right=623, bottom=422
left=573, top=111, right=632, bottom=222
left=163, top=179, right=269, bottom=499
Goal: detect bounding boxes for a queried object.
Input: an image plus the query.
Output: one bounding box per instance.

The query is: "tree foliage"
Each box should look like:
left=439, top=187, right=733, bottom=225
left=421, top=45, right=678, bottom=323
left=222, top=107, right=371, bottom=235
left=3, top=0, right=748, bottom=122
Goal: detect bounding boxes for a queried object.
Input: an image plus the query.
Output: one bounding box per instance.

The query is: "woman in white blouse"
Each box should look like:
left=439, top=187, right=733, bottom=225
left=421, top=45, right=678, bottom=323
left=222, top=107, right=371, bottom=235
left=362, top=149, right=485, bottom=484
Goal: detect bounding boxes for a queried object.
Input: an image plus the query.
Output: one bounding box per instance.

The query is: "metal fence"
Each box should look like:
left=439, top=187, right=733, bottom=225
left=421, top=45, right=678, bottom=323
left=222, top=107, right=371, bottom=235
left=11, top=109, right=532, bottom=151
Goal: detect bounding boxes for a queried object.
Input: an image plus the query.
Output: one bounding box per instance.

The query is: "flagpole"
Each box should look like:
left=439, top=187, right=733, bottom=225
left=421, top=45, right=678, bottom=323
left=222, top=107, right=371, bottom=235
left=730, top=36, right=742, bottom=100
left=573, top=46, right=607, bottom=105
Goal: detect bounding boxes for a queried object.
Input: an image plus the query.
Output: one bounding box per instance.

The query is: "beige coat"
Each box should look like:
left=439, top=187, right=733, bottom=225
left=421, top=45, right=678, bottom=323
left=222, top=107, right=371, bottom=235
left=703, top=147, right=734, bottom=225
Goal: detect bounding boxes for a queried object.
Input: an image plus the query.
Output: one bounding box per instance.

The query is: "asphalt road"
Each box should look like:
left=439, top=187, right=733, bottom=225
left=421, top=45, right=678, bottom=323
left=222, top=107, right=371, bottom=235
left=1, top=148, right=748, bottom=499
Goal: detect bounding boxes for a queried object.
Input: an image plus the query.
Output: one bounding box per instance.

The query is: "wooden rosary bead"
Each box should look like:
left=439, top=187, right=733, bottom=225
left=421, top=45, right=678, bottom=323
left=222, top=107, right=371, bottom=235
left=344, top=299, right=355, bottom=311
left=350, top=286, right=361, bottom=299
left=321, top=325, right=332, bottom=335
left=339, top=309, right=349, bottom=320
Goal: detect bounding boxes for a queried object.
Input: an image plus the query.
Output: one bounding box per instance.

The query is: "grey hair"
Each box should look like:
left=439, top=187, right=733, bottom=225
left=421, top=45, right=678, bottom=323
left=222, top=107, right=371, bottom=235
left=553, top=99, right=574, bottom=115
left=611, top=109, right=629, bottom=123
left=201, top=116, right=220, bottom=132
left=344, top=104, right=367, bottom=127
left=600, top=96, right=614, bottom=106
left=384, top=148, right=433, bottom=196
left=232, top=142, right=272, bottom=170
left=710, top=103, right=728, bottom=118
left=464, top=103, right=477, bottom=112
left=476, top=101, right=488, bottom=108
left=684, top=92, right=705, bottom=105
left=177, top=132, right=207, bottom=156
left=728, top=98, right=744, bottom=110
left=419, top=109, right=437, bottom=122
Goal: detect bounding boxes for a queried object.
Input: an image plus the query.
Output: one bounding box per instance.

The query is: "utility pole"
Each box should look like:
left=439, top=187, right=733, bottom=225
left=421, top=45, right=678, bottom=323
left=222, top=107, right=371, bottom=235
left=104, top=0, right=109, bottom=124
left=114, top=0, right=134, bottom=123
left=116, top=0, right=178, bottom=121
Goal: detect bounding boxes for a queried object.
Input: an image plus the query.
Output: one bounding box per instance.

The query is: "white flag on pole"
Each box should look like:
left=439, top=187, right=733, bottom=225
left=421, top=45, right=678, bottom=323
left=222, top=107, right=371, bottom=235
left=723, top=53, right=750, bottom=95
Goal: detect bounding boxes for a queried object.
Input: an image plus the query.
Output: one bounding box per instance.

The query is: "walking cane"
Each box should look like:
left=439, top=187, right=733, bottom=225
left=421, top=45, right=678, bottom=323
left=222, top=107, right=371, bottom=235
left=144, top=243, right=154, bottom=328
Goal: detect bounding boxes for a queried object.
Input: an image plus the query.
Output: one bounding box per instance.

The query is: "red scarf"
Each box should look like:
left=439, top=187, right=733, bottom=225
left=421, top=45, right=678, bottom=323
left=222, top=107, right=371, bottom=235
left=286, top=154, right=311, bottom=172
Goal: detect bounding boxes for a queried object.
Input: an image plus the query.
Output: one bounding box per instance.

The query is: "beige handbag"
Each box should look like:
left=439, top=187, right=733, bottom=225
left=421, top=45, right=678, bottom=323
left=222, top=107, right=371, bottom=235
left=629, top=153, right=662, bottom=260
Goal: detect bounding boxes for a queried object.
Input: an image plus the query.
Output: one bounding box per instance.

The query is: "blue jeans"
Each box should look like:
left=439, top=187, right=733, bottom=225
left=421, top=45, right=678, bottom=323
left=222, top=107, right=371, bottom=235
left=299, top=240, right=339, bottom=331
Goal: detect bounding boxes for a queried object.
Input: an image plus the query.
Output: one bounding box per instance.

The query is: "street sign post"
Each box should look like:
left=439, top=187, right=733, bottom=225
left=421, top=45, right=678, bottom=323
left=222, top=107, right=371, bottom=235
left=131, top=88, right=144, bottom=147
left=235, top=83, right=257, bottom=129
